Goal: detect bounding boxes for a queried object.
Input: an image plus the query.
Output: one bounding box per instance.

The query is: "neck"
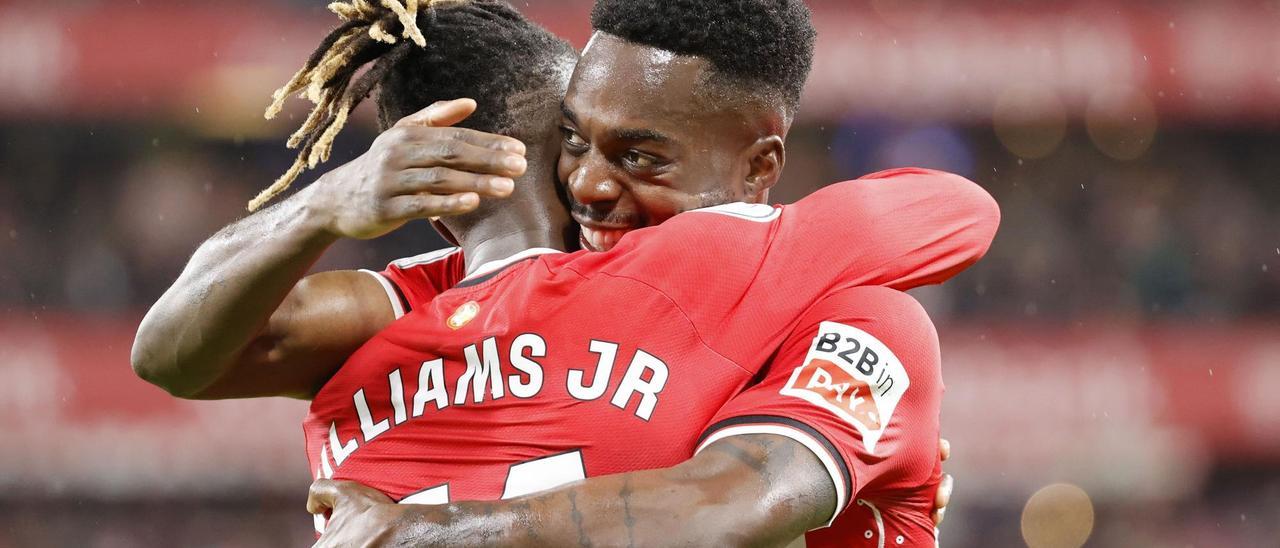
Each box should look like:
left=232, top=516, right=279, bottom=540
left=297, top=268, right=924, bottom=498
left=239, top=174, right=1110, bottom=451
left=455, top=216, right=570, bottom=277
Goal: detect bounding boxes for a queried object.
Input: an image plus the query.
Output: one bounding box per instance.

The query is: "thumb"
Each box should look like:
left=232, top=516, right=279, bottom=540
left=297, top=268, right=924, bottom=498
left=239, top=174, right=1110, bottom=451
left=307, top=479, right=340, bottom=515
left=397, top=98, right=478, bottom=128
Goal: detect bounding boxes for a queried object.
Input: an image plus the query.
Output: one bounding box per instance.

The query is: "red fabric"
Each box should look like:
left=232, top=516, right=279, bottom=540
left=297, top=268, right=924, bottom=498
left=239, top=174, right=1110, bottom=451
left=303, top=169, right=995, bottom=514
left=703, top=286, right=945, bottom=547
left=378, top=248, right=467, bottom=312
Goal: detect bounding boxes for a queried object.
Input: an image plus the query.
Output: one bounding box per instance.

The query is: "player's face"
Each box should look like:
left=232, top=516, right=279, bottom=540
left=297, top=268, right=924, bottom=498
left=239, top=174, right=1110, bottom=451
left=558, top=33, right=771, bottom=252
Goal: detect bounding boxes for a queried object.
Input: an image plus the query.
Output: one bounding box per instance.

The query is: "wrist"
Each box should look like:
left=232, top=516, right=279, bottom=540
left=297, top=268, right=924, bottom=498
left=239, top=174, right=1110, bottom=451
left=291, top=179, right=344, bottom=244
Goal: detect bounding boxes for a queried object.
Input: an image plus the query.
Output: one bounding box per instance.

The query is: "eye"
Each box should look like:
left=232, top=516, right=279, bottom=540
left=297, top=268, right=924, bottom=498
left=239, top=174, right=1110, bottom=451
left=623, top=150, right=660, bottom=170
left=561, top=127, right=588, bottom=151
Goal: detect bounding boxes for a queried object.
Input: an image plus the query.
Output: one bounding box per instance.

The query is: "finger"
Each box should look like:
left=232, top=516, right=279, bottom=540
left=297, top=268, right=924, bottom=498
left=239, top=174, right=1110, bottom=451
left=308, top=479, right=340, bottom=515
left=940, top=438, right=951, bottom=462
left=386, top=193, right=481, bottom=221
left=936, top=473, right=953, bottom=507
left=396, top=98, right=478, bottom=129
left=932, top=473, right=954, bottom=526
left=397, top=125, right=525, bottom=154
left=395, top=168, right=515, bottom=198
left=396, top=140, right=527, bottom=179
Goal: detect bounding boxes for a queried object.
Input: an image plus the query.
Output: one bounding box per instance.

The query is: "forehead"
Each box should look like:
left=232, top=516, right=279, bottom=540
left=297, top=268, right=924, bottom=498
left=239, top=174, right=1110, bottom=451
left=565, top=33, right=724, bottom=130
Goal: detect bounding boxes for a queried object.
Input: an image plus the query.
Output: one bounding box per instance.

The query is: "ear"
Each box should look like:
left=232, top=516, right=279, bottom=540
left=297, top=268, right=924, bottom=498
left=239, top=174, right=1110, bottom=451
left=744, top=135, right=785, bottom=204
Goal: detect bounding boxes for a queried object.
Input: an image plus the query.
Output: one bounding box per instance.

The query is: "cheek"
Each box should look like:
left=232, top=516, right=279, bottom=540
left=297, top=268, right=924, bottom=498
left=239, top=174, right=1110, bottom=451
left=632, top=188, right=704, bottom=226
left=556, top=154, right=577, bottom=189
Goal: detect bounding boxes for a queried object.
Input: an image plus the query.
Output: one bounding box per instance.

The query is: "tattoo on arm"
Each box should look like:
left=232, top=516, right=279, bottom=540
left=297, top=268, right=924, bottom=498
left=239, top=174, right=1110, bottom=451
left=567, top=490, right=592, bottom=548
left=620, top=475, right=636, bottom=548
left=387, top=434, right=836, bottom=548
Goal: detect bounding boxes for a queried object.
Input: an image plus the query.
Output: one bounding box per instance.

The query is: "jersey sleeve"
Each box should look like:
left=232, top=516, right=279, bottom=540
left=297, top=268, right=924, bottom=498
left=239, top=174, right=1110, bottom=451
left=601, top=167, right=995, bottom=369
left=773, top=167, right=1000, bottom=291
left=359, top=247, right=465, bottom=318
left=694, top=285, right=943, bottom=528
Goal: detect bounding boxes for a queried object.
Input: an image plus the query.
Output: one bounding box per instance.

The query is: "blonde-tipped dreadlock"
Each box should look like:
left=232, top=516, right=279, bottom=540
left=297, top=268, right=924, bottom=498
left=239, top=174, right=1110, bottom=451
left=249, top=0, right=448, bottom=212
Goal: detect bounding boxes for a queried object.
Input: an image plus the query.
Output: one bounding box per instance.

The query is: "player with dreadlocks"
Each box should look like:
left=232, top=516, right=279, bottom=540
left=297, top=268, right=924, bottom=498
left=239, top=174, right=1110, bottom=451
left=134, top=0, right=577, bottom=401
left=133, top=0, right=990, bottom=546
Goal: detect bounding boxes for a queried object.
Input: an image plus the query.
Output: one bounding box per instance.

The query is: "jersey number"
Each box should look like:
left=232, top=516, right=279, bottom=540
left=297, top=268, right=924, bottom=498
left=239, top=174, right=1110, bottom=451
left=400, top=450, right=587, bottom=505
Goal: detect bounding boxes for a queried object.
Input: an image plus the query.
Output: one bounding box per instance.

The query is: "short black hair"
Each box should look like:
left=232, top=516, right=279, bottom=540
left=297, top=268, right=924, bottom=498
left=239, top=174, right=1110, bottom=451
left=377, top=1, right=577, bottom=135
left=591, top=0, right=816, bottom=114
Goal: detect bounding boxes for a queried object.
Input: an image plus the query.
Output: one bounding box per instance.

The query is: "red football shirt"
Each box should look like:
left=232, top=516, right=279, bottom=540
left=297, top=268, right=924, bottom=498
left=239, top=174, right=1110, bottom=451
left=696, top=285, right=944, bottom=547
left=360, top=247, right=466, bottom=320
left=305, top=169, right=997, bottom=533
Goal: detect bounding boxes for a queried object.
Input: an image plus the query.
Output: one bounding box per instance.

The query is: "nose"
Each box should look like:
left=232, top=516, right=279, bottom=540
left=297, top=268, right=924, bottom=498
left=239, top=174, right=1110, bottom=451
left=567, top=154, right=624, bottom=207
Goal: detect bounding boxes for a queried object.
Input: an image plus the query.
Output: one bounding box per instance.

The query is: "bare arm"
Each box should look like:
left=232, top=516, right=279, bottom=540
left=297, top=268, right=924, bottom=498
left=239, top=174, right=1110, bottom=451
left=131, top=99, right=527, bottom=400
left=309, top=434, right=836, bottom=548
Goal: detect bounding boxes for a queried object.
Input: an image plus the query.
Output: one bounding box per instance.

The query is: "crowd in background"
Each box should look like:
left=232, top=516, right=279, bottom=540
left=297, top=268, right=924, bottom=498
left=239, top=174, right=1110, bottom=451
left=4, top=1, right=1279, bottom=547
left=3, top=120, right=1276, bottom=325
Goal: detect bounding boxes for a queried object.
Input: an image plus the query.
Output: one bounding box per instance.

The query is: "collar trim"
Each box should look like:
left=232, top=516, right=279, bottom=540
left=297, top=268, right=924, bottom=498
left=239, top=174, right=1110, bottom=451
left=461, top=247, right=564, bottom=283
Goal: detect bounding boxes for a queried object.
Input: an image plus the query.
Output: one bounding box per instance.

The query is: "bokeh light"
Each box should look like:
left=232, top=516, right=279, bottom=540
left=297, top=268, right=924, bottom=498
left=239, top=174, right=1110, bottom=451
left=1086, top=86, right=1158, bottom=161
left=993, top=83, right=1068, bottom=160
left=1021, top=483, right=1096, bottom=548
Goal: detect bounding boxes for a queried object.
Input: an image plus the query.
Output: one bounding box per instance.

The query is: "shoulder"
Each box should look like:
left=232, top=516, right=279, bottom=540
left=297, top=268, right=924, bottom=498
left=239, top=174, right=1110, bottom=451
left=387, top=247, right=464, bottom=271
left=684, top=202, right=782, bottom=223
left=857, top=168, right=1000, bottom=224
left=798, top=286, right=940, bottom=375
left=808, top=286, right=934, bottom=334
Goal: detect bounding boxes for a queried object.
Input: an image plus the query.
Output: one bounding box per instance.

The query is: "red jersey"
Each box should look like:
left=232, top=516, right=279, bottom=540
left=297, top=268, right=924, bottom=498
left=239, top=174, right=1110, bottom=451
left=696, top=285, right=944, bottom=547
left=305, top=169, right=997, bottom=535
left=359, top=247, right=466, bottom=320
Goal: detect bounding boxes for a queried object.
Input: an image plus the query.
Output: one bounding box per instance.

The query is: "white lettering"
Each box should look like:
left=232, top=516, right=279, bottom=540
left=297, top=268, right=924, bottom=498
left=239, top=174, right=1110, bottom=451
left=354, top=388, right=391, bottom=442
left=568, top=340, right=618, bottom=401
left=388, top=368, right=408, bottom=425
left=457, top=337, right=505, bottom=405
left=328, top=422, right=357, bottom=466
left=610, top=350, right=668, bottom=420
left=413, top=359, right=449, bottom=416
left=509, top=334, right=546, bottom=399
left=319, top=443, right=334, bottom=478
left=806, top=367, right=835, bottom=391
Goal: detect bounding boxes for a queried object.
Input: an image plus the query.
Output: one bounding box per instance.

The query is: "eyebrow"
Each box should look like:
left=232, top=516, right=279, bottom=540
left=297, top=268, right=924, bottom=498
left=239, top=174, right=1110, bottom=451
left=560, top=103, right=578, bottom=125
left=613, top=128, right=672, bottom=143
left=561, top=103, right=672, bottom=144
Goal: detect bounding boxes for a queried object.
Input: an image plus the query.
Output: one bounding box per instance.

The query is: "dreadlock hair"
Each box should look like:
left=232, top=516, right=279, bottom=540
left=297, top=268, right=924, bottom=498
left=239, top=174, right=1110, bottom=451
left=250, top=0, right=575, bottom=212
left=590, top=0, right=815, bottom=119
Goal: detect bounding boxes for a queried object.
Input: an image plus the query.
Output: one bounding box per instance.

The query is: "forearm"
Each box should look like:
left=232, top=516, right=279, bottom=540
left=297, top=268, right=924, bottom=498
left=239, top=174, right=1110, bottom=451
left=386, top=435, right=832, bottom=547
left=132, top=186, right=338, bottom=398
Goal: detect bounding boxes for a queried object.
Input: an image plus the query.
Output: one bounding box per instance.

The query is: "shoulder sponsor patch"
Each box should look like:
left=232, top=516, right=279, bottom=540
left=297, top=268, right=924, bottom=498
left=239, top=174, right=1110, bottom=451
left=780, top=321, right=910, bottom=454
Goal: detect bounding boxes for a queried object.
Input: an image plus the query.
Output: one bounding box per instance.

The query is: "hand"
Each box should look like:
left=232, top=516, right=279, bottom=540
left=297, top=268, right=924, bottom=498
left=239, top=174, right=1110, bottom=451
left=306, top=98, right=529, bottom=240
left=307, top=479, right=402, bottom=548
left=933, top=437, right=953, bottom=527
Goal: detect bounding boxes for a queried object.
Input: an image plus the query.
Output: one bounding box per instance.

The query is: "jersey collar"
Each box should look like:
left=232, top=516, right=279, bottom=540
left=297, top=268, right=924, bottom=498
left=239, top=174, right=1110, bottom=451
left=459, top=247, right=564, bottom=286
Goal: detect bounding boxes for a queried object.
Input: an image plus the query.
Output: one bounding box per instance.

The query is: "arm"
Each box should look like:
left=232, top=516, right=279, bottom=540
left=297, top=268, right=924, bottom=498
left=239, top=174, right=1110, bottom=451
left=311, top=286, right=948, bottom=546
left=309, top=433, right=834, bottom=548
left=131, top=99, right=526, bottom=400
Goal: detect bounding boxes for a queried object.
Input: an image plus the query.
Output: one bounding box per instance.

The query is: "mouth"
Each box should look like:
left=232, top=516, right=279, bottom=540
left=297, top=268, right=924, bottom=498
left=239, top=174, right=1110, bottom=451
left=579, top=224, right=634, bottom=252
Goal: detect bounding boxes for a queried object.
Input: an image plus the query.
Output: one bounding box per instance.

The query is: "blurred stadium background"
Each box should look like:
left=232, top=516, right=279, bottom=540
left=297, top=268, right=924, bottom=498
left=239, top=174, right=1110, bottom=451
left=1, top=0, right=1278, bottom=546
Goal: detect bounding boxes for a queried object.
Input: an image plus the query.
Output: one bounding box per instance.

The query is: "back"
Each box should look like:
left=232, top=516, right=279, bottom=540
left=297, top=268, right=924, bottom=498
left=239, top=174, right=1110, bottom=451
left=304, top=169, right=995, bottom=528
